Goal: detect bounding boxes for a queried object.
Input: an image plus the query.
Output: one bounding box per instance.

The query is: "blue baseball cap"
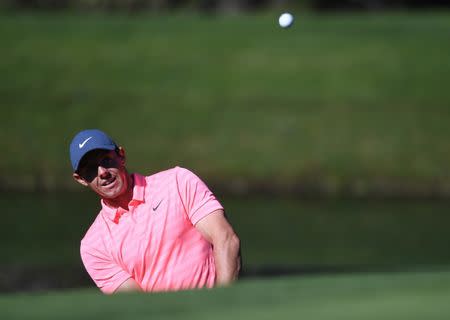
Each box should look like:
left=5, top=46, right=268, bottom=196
left=69, top=129, right=117, bottom=172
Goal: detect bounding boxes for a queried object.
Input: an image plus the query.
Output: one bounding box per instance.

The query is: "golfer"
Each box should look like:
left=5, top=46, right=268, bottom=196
left=69, top=129, right=241, bottom=294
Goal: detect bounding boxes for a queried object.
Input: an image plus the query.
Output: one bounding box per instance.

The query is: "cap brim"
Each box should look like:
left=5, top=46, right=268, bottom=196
left=73, top=144, right=116, bottom=172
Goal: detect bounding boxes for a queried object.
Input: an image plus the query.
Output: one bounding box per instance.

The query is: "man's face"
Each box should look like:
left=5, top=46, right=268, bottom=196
left=73, top=148, right=129, bottom=199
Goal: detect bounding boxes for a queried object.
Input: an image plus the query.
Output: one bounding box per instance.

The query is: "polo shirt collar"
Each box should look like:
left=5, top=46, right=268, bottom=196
left=101, top=173, right=146, bottom=223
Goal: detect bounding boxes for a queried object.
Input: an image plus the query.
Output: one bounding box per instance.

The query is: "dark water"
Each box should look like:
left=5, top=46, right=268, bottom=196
left=1, top=192, right=450, bottom=292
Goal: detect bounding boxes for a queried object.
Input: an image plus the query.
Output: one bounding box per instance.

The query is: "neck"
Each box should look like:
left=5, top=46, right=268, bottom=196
left=103, top=174, right=134, bottom=210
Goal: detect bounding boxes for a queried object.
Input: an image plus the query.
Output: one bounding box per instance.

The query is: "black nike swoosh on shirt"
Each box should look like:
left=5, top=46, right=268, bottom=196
left=153, top=199, right=163, bottom=211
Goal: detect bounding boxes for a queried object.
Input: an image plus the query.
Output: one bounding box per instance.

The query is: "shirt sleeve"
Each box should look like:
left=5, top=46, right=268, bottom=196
left=80, top=242, right=131, bottom=294
left=175, top=167, right=224, bottom=225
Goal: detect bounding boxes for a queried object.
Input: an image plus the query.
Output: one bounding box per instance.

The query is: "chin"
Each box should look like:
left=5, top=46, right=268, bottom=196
left=106, top=185, right=125, bottom=199
left=98, top=180, right=126, bottom=199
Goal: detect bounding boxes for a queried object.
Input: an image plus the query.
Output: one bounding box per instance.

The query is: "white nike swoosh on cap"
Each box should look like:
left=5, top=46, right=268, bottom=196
left=79, top=136, right=93, bottom=148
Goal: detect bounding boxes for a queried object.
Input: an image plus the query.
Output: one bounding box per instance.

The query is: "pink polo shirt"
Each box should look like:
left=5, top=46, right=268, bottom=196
left=80, top=167, right=224, bottom=294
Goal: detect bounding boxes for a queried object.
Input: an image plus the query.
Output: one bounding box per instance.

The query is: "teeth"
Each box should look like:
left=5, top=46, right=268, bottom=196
left=103, top=177, right=115, bottom=186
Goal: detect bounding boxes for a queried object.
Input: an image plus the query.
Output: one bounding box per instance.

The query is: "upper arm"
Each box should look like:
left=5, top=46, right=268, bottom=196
left=80, top=243, right=132, bottom=294
left=176, top=167, right=224, bottom=225
left=195, top=210, right=238, bottom=245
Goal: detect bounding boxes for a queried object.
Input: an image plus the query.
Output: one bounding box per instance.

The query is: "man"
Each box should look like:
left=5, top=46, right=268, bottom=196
left=69, top=129, right=241, bottom=294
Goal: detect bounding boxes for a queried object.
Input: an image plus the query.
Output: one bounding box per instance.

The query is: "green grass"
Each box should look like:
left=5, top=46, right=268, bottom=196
left=0, top=12, right=450, bottom=189
left=2, top=271, right=450, bottom=319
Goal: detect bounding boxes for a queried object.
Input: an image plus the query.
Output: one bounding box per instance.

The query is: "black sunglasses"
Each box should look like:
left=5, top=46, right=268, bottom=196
left=77, top=150, right=120, bottom=183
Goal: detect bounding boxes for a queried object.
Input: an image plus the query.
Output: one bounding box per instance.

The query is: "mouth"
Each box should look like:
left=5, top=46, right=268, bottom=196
left=102, top=176, right=116, bottom=188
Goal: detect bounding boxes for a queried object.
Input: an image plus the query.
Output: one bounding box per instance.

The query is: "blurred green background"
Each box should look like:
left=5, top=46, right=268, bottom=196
left=1, top=12, right=450, bottom=191
left=1, top=0, right=450, bottom=318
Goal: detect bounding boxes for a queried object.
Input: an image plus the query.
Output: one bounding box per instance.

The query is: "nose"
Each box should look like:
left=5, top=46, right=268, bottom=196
left=98, top=166, right=109, bottom=179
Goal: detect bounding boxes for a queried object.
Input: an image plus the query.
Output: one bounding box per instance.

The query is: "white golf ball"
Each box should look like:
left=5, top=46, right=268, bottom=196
left=279, top=13, right=294, bottom=28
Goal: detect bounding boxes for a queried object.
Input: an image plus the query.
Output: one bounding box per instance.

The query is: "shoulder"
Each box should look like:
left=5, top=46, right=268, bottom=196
left=144, top=166, right=198, bottom=183
left=80, top=212, right=108, bottom=253
left=139, top=167, right=205, bottom=199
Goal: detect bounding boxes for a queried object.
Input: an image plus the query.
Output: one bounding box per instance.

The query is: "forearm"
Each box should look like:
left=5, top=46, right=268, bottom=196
left=213, top=233, right=241, bottom=286
left=115, top=277, right=143, bottom=293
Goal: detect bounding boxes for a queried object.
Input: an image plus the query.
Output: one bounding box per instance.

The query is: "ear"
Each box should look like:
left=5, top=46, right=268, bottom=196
left=73, top=172, right=89, bottom=187
left=117, top=146, right=126, bottom=165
